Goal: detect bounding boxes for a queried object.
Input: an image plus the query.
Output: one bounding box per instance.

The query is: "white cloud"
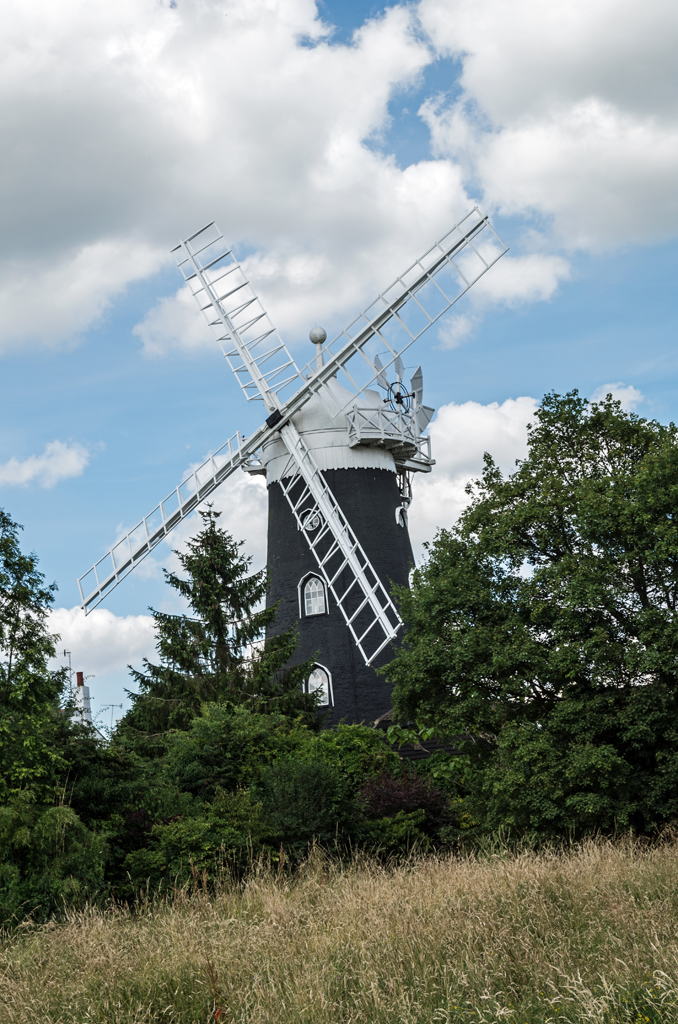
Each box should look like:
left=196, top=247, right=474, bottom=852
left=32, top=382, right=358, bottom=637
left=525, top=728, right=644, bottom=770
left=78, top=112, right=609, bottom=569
left=590, top=382, right=644, bottom=411
left=133, top=284, right=218, bottom=357
left=2, top=0, right=676, bottom=363
left=470, top=254, right=571, bottom=307
left=471, top=101, right=678, bottom=251
left=49, top=605, right=156, bottom=679
left=409, top=396, right=539, bottom=555
left=0, top=241, right=163, bottom=354
left=0, top=440, right=90, bottom=488
left=48, top=604, right=157, bottom=721
left=1, top=0, right=473, bottom=354
left=433, top=252, right=571, bottom=346
left=418, top=0, right=678, bottom=250
left=6, top=0, right=673, bottom=360
left=134, top=157, right=470, bottom=356
left=419, top=0, right=678, bottom=125
left=436, top=312, right=476, bottom=349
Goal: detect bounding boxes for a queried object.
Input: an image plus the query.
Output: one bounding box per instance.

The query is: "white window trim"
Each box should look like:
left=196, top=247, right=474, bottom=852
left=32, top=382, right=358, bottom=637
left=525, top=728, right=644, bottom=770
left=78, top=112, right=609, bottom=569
left=297, top=572, right=329, bottom=619
left=305, top=662, right=334, bottom=707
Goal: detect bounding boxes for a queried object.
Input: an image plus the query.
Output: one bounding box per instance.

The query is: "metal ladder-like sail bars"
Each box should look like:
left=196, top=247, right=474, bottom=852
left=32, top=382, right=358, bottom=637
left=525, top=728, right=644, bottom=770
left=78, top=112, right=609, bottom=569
left=170, top=209, right=508, bottom=419
left=276, top=419, right=400, bottom=665
left=301, top=208, right=508, bottom=420
left=171, top=224, right=305, bottom=410
left=78, top=210, right=507, bottom=665
left=76, top=428, right=269, bottom=613
left=170, top=225, right=408, bottom=664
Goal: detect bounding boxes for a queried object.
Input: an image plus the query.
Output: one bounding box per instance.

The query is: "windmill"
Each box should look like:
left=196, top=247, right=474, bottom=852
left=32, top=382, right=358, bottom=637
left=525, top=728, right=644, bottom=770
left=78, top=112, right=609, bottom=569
left=77, top=208, right=507, bottom=723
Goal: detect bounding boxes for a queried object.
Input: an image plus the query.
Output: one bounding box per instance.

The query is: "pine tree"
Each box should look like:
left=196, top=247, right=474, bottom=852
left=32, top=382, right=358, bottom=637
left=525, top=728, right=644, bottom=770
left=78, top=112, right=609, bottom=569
left=122, top=508, right=318, bottom=738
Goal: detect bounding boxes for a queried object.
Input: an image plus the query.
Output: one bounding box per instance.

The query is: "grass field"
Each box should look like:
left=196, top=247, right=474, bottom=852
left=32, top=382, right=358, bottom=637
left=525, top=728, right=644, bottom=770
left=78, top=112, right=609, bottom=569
left=2, top=839, right=678, bottom=1023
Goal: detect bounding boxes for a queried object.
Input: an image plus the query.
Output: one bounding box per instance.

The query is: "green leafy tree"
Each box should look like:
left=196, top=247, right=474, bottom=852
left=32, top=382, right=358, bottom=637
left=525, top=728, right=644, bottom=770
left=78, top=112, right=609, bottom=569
left=122, top=509, right=317, bottom=739
left=0, top=509, right=67, bottom=799
left=0, top=793, right=107, bottom=923
left=386, top=391, right=678, bottom=837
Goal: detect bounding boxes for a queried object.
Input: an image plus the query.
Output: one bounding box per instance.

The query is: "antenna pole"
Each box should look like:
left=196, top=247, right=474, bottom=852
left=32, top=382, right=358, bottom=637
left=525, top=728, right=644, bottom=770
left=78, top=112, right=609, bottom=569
left=63, top=649, right=73, bottom=692
left=100, top=703, right=123, bottom=734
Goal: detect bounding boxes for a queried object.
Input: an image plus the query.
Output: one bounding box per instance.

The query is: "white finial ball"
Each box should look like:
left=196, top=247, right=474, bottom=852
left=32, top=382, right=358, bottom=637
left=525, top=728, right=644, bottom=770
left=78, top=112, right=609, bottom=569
left=309, top=326, right=327, bottom=344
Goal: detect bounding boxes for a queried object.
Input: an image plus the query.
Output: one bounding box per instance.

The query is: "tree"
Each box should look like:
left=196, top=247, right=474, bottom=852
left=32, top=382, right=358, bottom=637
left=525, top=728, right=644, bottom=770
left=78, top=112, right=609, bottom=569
left=122, top=508, right=318, bottom=739
left=386, top=391, right=678, bottom=837
left=0, top=508, right=67, bottom=799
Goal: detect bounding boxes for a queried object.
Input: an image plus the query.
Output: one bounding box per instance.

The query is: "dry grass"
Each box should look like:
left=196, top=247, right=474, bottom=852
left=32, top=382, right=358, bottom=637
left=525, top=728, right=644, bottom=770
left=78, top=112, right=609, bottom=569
left=2, top=840, right=678, bottom=1023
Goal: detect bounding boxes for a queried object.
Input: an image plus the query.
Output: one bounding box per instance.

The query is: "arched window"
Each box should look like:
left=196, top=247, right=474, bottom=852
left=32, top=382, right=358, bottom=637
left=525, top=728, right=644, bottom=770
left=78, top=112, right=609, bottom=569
left=304, top=576, right=326, bottom=616
left=306, top=664, right=332, bottom=706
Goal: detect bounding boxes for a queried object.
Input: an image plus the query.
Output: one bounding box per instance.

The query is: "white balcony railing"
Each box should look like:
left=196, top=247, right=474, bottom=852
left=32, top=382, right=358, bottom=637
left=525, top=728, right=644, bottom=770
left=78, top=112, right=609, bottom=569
left=346, top=406, right=433, bottom=471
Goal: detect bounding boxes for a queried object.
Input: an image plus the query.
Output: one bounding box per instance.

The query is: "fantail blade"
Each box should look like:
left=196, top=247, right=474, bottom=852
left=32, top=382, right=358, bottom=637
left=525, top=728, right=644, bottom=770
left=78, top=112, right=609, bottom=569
left=373, top=353, right=390, bottom=390
left=415, top=404, right=435, bottom=434
left=410, top=365, right=423, bottom=406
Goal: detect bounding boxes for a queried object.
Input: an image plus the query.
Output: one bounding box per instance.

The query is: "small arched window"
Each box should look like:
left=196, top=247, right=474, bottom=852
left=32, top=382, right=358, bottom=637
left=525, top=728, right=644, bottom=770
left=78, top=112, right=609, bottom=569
left=304, top=576, right=326, bottom=616
left=306, top=664, right=332, bottom=706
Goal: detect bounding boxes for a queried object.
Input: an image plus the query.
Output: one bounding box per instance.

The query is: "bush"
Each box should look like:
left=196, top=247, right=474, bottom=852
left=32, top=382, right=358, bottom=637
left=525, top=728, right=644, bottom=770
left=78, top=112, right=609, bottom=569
left=358, top=770, right=447, bottom=829
left=160, top=703, right=314, bottom=799
left=0, top=793, right=107, bottom=922
left=254, top=758, right=360, bottom=857
left=308, top=723, right=402, bottom=785
left=359, top=809, right=430, bottom=852
left=121, top=788, right=270, bottom=893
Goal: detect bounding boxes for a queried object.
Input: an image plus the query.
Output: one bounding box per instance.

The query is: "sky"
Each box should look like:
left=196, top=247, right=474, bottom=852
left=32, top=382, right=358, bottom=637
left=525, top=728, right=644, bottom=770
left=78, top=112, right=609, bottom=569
left=1, top=0, right=677, bottom=730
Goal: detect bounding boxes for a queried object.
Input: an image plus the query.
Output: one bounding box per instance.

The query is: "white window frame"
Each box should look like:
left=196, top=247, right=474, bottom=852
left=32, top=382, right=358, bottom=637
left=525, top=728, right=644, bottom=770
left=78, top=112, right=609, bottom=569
left=297, top=572, right=329, bottom=618
left=304, top=663, right=333, bottom=707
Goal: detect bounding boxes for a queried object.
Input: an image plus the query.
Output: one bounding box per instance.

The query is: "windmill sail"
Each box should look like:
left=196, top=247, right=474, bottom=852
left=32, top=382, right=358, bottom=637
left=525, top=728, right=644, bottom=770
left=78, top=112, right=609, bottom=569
left=276, top=419, right=400, bottom=665
left=77, top=429, right=266, bottom=612
left=172, top=224, right=305, bottom=408
left=171, top=211, right=507, bottom=433
left=291, top=209, right=508, bottom=420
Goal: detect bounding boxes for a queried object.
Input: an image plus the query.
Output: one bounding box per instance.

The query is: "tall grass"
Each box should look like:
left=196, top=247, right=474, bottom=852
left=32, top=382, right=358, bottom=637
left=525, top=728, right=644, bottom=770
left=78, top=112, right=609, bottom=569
left=2, top=839, right=678, bottom=1023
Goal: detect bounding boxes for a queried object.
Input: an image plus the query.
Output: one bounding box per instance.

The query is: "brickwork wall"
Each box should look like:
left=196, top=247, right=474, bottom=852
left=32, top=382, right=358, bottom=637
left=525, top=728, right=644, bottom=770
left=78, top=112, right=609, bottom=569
left=266, top=467, right=414, bottom=725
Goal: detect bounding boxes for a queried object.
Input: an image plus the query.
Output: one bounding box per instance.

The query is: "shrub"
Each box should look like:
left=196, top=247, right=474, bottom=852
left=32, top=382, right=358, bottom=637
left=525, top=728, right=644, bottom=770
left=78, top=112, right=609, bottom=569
left=254, top=758, right=359, bottom=857
left=308, top=723, right=402, bottom=785
left=358, top=769, right=449, bottom=834
left=0, top=794, right=107, bottom=922
left=160, top=703, right=314, bottom=799
left=359, top=808, right=429, bottom=852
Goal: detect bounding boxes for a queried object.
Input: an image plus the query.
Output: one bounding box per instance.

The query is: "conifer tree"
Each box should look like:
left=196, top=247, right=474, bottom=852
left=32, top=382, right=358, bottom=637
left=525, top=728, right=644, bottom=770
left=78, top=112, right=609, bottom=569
left=123, top=508, right=318, bottom=737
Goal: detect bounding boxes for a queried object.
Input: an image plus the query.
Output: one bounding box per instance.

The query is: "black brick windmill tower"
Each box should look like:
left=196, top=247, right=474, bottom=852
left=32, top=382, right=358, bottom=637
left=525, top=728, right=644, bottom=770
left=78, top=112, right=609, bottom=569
left=78, top=210, right=507, bottom=723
